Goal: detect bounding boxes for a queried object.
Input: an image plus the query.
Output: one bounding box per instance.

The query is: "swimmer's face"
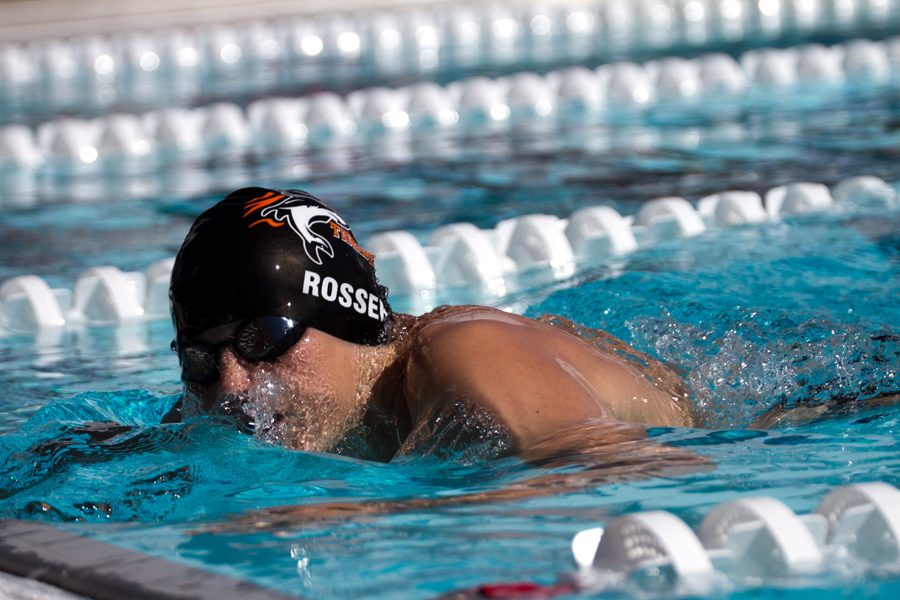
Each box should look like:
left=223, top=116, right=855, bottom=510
left=185, top=328, right=363, bottom=452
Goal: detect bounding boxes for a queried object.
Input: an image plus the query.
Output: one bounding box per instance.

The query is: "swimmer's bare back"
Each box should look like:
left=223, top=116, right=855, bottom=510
left=752, top=390, right=900, bottom=429
left=399, top=306, right=698, bottom=455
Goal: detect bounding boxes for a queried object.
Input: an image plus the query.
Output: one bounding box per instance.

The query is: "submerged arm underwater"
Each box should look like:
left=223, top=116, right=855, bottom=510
left=205, top=419, right=709, bottom=533
left=206, top=389, right=900, bottom=534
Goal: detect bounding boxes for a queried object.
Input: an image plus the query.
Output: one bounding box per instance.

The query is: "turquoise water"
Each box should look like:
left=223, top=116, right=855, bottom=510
left=1, top=203, right=897, bottom=598
left=2, top=35, right=900, bottom=599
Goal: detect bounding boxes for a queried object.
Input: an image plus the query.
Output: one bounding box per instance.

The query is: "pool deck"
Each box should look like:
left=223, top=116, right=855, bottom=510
left=0, top=519, right=299, bottom=600
left=0, top=0, right=446, bottom=43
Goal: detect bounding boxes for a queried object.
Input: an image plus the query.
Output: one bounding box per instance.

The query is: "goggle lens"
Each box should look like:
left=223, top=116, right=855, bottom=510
left=174, top=316, right=305, bottom=385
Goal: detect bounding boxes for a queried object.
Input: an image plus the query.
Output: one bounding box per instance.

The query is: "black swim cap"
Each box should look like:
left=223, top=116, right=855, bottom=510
left=170, top=187, right=392, bottom=349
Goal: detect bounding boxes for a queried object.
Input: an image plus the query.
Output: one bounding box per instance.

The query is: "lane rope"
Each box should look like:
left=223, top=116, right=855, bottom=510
left=0, top=174, right=896, bottom=335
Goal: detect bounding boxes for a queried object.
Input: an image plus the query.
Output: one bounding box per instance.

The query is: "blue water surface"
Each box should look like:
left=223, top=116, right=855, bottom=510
left=2, top=64, right=900, bottom=598
left=1, top=207, right=898, bottom=598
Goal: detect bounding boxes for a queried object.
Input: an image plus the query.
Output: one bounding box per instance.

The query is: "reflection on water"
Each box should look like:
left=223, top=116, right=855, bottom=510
left=1, top=61, right=899, bottom=600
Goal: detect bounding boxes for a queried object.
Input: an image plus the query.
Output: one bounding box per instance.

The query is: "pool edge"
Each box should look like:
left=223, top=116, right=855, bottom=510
left=0, top=519, right=300, bottom=600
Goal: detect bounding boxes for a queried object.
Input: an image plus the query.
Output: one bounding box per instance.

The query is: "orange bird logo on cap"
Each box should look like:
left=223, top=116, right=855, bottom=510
left=244, top=190, right=373, bottom=266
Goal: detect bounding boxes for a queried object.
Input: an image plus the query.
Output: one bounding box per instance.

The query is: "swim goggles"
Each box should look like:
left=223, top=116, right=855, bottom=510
left=172, top=316, right=305, bottom=385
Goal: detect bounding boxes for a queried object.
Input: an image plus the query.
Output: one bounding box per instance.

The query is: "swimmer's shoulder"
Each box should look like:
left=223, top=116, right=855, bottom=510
left=404, top=306, right=526, bottom=380
left=402, top=305, right=615, bottom=449
left=412, top=305, right=530, bottom=343
left=409, top=306, right=611, bottom=362
left=404, top=307, right=576, bottom=390
left=405, top=305, right=615, bottom=377
left=396, top=308, right=519, bottom=447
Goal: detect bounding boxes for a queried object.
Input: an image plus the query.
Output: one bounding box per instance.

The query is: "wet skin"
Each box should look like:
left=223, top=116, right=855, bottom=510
left=404, top=307, right=697, bottom=452
left=188, top=305, right=697, bottom=458
left=188, top=305, right=707, bottom=532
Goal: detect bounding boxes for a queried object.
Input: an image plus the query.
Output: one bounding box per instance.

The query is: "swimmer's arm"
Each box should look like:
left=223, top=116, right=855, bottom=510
left=752, top=390, right=900, bottom=429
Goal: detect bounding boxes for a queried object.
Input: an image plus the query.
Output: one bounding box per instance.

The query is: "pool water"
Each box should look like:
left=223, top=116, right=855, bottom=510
left=2, top=27, right=900, bottom=600
left=1, top=197, right=898, bottom=598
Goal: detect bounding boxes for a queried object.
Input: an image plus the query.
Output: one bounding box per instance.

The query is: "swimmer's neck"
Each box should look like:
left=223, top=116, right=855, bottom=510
left=345, top=332, right=415, bottom=456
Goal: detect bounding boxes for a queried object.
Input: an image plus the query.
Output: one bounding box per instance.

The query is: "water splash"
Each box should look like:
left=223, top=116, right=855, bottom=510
left=398, top=400, right=512, bottom=465
left=627, top=310, right=899, bottom=428
left=236, top=365, right=369, bottom=454
left=528, top=217, right=900, bottom=430
left=241, top=372, right=288, bottom=444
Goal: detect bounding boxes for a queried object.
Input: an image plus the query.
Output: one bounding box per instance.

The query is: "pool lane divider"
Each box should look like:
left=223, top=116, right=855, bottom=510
left=3, top=34, right=900, bottom=194
left=447, top=479, right=900, bottom=598
left=0, top=173, right=897, bottom=336
left=569, top=482, right=900, bottom=593
left=0, top=519, right=299, bottom=600
left=3, top=0, right=898, bottom=124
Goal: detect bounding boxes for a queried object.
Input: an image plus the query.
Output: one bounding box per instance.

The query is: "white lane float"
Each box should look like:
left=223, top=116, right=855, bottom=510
left=0, top=174, right=896, bottom=333
left=4, top=35, right=900, bottom=184
left=573, top=482, right=900, bottom=592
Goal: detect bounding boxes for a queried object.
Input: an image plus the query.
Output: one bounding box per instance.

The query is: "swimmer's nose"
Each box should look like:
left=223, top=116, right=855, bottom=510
left=216, top=347, right=252, bottom=395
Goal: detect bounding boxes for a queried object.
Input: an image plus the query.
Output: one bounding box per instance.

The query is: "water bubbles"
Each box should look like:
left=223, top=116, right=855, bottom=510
left=531, top=14, right=552, bottom=36
left=93, top=54, right=115, bottom=76
left=337, top=31, right=361, bottom=54
left=626, top=310, right=899, bottom=429
left=78, top=146, right=99, bottom=164
left=291, top=545, right=312, bottom=582
left=139, top=51, right=160, bottom=72
left=219, top=43, right=242, bottom=64
left=399, top=400, right=512, bottom=463
left=490, top=103, right=511, bottom=121
left=492, top=17, right=519, bottom=40
left=759, top=0, right=782, bottom=17
left=241, top=369, right=289, bottom=444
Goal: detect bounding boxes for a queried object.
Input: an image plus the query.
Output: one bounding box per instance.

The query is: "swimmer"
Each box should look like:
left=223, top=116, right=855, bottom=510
left=168, top=187, right=698, bottom=466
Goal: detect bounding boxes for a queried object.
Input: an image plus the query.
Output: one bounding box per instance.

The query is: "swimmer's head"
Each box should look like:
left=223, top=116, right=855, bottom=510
left=170, top=187, right=392, bottom=385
